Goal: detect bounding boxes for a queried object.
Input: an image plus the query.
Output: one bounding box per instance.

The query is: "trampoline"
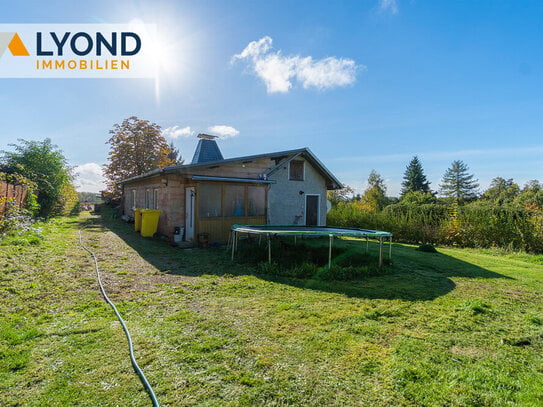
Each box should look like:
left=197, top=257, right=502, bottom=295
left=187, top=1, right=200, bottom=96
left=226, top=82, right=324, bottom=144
left=230, top=225, right=393, bottom=268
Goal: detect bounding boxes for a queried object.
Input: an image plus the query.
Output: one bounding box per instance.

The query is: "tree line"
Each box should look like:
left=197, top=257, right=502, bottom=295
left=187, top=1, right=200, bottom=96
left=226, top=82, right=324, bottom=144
left=329, top=155, right=542, bottom=210
left=328, top=156, right=543, bottom=253
left=0, top=116, right=185, bottom=229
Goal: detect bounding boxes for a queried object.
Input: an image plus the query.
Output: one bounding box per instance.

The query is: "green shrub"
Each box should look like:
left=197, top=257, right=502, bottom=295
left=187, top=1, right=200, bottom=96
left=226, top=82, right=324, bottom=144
left=416, top=244, right=437, bottom=253
left=237, top=238, right=386, bottom=280
left=0, top=200, right=43, bottom=245
left=327, top=202, right=543, bottom=253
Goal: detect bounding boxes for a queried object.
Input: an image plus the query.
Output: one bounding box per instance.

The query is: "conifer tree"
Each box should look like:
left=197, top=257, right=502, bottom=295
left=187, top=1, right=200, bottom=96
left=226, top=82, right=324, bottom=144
left=401, top=156, right=431, bottom=196
left=439, top=160, right=479, bottom=201
left=167, top=141, right=184, bottom=165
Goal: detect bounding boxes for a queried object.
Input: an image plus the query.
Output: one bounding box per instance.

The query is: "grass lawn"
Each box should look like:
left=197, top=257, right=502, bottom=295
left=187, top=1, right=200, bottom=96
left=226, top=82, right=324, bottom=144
left=1, top=209, right=543, bottom=406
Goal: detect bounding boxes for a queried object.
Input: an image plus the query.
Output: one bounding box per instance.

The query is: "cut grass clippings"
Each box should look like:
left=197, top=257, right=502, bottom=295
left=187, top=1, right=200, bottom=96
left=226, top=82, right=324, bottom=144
left=1, top=208, right=543, bottom=406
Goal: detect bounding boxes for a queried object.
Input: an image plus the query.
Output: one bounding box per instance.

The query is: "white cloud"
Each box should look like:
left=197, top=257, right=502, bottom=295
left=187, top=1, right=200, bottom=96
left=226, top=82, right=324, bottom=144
left=254, top=53, right=297, bottom=93
left=234, top=36, right=273, bottom=60
left=207, top=125, right=240, bottom=139
left=296, top=56, right=358, bottom=89
left=162, top=125, right=194, bottom=139
left=74, top=163, right=105, bottom=193
left=232, top=36, right=360, bottom=93
left=379, top=0, right=399, bottom=14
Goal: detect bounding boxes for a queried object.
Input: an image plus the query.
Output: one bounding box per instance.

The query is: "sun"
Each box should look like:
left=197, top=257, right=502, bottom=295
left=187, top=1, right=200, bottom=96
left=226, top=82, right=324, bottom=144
left=127, top=18, right=183, bottom=103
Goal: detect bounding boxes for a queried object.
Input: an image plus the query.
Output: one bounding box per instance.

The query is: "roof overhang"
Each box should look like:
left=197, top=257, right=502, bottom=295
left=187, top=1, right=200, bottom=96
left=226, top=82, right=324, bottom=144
left=191, top=175, right=275, bottom=184
left=119, top=147, right=343, bottom=190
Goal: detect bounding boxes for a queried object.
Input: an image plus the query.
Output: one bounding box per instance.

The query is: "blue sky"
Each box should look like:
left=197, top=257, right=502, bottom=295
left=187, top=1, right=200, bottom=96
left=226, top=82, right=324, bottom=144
left=1, top=0, right=543, bottom=195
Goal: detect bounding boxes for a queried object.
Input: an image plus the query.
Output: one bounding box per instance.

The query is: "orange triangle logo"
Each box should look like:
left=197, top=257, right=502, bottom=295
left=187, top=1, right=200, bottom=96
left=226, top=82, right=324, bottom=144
left=8, top=33, right=29, bottom=56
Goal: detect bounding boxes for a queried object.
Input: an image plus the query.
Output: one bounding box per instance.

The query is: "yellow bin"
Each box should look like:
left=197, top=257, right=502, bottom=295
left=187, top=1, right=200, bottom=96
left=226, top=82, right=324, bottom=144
left=134, top=208, right=143, bottom=232
left=141, top=209, right=163, bottom=237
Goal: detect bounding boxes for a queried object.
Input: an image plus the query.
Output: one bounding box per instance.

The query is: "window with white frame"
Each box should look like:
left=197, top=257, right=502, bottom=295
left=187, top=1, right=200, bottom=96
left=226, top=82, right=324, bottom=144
left=153, top=189, right=159, bottom=209
left=131, top=190, right=137, bottom=208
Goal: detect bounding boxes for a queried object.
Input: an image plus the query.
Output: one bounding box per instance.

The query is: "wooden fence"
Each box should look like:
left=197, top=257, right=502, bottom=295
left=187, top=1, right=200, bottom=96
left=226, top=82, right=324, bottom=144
left=0, top=180, right=28, bottom=217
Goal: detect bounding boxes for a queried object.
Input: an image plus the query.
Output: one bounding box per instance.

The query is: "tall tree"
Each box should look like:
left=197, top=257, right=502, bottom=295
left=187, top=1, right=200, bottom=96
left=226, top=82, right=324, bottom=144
left=401, top=156, right=431, bottom=196
left=167, top=141, right=184, bottom=165
left=514, top=180, right=543, bottom=210
left=104, top=116, right=175, bottom=196
left=481, top=177, right=520, bottom=205
left=327, top=185, right=355, bottom=206
left=1, top=138, right=72, bottom=217
left=360, top=170, right=387, bottom=212
left=439, top=160, right=479, bottom=201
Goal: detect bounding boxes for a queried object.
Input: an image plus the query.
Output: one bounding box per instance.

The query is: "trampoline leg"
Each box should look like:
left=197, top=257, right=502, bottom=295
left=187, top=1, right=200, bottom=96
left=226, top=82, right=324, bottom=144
left=267, top=233, right=271, bottom=264
left=366, top=237, right=369, bottom=254
left=328, top=234, right=333, bottom=269
left=294, top=235, right=297, bottom=246
left=259, top=235, right=261, bottom=246
left=379, top=237, right=383, bottom=268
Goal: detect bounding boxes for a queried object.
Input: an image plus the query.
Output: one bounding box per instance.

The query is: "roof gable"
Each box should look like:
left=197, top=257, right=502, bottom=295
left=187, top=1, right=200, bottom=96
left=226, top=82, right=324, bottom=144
left=120, top=147, right=343, bottom=189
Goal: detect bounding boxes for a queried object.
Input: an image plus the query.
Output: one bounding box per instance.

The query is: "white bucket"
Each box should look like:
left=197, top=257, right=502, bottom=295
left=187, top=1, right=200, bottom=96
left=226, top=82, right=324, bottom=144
left=173, top=227, right=184, bottom=243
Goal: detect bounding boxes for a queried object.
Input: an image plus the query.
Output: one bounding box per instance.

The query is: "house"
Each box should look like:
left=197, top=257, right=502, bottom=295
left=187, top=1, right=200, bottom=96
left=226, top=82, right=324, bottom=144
left=120, top=134, right=343, bottom=243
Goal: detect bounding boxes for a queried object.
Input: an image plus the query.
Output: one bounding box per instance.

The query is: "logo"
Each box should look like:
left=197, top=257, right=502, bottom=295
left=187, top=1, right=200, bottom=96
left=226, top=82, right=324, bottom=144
left=0, top=32, right=30, bottom=57
left=0, top=24, right=156, bottom=78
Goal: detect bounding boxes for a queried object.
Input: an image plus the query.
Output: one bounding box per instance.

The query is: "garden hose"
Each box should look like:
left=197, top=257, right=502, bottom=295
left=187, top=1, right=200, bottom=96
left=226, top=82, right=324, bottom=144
left=78, top=227, right=160, bottom=407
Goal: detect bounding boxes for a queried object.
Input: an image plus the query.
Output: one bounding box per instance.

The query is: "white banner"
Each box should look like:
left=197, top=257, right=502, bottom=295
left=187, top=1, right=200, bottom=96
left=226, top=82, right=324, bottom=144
left=0, top=24, right=157, bottom=78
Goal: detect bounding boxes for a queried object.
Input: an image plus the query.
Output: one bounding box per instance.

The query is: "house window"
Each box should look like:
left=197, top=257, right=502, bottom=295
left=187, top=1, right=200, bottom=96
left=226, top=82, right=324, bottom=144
left=198, top=183, right=222, bottom=218
left=225, top=185, right=245, bottom=217
left=131, top=190, right=137, bottom=208
left=198, top=183, right=267, bottom=218
left=289, top=160, right=304, bottom=181
left=153, top=189, right=159, bottom=209
left=248, top=186, right=266, bottom=216
left=145, top=189, right=151, bottom=209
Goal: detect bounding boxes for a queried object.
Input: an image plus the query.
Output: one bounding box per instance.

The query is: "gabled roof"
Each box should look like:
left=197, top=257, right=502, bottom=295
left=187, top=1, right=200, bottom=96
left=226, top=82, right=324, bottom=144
left=120, top=147, right=343, bottom=190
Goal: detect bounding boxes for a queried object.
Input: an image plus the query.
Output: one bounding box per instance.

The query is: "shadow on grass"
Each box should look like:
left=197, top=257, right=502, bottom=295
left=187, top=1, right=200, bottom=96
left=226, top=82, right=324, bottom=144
left=93, top=208, right=510, bottom=302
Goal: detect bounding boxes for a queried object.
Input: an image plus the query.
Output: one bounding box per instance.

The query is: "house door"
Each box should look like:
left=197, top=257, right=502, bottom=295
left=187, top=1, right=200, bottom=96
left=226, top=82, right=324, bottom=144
left=185, top=187, right=195, bottom=241
left=305, top=195, right=319, bottom=226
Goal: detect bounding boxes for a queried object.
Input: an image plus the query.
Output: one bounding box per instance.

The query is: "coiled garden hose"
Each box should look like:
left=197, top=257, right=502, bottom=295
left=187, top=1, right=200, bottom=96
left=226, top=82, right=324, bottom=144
left=78, top=227, right=160, bottom=407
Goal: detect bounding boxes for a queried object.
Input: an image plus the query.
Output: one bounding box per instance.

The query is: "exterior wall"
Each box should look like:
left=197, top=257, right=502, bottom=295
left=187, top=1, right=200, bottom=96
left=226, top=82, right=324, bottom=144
left=164, top=176, right=186, bottom=237
left=122, top=174, right=186, bottom=238
left=121, top=155, right=334, bottom=240
left=267, top=158, right=328, bottom=225
left=198, top=216, right=266, bottom=243
left=195, top=181, right=267, bottom=243
left=179, top=157, right=273, bottom=178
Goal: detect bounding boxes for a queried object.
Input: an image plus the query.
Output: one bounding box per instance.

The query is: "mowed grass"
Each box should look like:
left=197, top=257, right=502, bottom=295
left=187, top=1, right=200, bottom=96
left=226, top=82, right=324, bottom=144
left=1, top=210, right=543, bottom=406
